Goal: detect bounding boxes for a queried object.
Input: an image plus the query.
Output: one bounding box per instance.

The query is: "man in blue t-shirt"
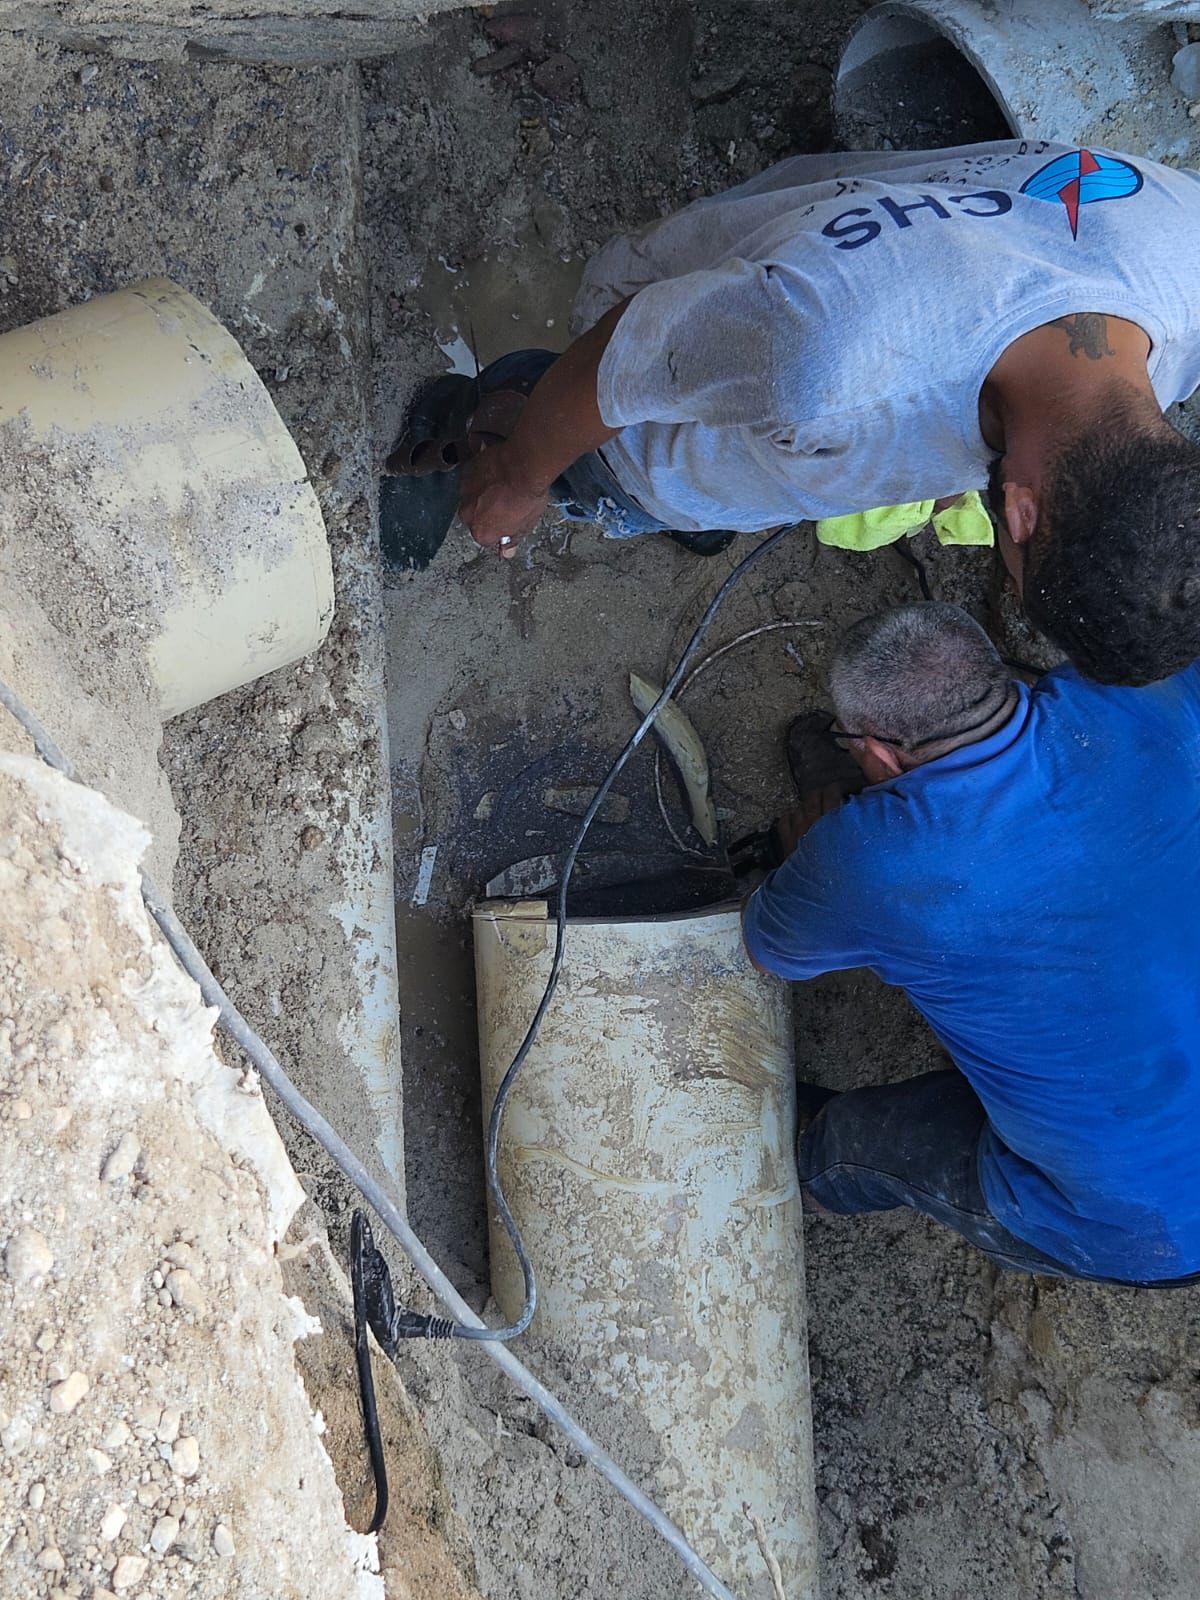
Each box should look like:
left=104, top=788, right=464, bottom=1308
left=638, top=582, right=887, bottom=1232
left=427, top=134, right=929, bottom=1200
left=742, top=602, right=1200, bottom=1284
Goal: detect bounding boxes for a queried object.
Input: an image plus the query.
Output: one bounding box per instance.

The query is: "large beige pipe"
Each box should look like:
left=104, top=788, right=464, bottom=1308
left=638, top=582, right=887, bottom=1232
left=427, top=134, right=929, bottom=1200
left=0, top=278, right=332, bottom=718
left=474, top=900, right=818, bottom=1600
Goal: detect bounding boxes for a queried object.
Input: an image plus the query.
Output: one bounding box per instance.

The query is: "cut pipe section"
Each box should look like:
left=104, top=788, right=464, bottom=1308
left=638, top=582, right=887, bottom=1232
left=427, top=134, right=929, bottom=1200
left=0, top=278, right=333, bottom=718
left=474, top=900, right=818, bottom=1600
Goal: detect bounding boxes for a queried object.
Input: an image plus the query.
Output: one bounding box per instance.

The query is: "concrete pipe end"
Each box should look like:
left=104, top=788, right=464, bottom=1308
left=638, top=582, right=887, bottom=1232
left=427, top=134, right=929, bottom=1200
left=834, top=0, right=1192, bottom=154
left=835, top=4, right=1021, bottom=151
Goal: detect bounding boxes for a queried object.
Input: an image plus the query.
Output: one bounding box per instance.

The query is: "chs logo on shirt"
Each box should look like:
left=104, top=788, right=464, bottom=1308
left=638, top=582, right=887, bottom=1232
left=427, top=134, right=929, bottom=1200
left=820, top=148, right=1143, bottom=250
left=1020, top=149, right=1143, bottom=238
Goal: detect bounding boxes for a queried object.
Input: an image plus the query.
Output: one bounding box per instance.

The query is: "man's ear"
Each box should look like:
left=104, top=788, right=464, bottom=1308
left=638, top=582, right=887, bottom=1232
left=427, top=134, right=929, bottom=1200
left=859, top=737, right=904, bottom=782
left=1002, top=480, right=1038, bottom=547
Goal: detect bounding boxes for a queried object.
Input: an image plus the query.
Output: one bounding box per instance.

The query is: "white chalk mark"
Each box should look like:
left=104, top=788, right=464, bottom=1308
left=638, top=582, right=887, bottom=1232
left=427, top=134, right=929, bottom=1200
left=436, top=331, right=478, bottom=376
left=412, top=845, right=438, bottom=907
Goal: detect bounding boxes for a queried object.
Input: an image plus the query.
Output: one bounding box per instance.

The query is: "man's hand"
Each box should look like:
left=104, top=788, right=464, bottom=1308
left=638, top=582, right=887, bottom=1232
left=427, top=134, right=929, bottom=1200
left=774, top=786, right=846, bottom=856
left=458, top=446, right=550, bottom=559
left=455, top=297, right=631, bottom=558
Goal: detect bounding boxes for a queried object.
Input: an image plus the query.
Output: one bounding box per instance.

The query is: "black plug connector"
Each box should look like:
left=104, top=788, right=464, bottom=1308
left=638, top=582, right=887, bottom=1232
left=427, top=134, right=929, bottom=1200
left=390, top=1311, right=458, bottom=1341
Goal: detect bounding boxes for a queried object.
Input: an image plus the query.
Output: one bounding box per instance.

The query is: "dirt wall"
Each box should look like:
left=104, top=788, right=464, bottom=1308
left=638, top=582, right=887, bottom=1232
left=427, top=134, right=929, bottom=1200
left=0, top=0, right=468, bottom=62
left=0, top=523, right=178, bottom=895
left=0, top=756, right=383, bottom=1599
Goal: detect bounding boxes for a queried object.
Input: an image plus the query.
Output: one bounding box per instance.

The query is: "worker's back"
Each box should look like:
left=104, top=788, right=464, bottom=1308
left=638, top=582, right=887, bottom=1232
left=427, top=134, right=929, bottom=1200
left=744, top=659, right=1200, bottom=1279
left=575, top=141, right=1200, bottom=532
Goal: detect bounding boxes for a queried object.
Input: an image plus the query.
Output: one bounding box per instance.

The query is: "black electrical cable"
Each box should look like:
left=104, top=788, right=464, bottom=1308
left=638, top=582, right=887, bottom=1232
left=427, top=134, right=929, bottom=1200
left=392, top=523, right=797, bottom=1343
left=350, top=1211, right=390, bottom=1534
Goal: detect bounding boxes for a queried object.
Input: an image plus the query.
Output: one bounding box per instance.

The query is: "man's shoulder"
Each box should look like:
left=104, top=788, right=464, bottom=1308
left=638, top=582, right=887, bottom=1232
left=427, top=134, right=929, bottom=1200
left=1034, top=656, right=1200, bottom=719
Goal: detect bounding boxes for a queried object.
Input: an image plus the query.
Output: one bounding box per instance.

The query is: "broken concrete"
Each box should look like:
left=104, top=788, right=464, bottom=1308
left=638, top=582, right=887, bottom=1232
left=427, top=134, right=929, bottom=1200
left=0, top=755, right=381, bottom=1600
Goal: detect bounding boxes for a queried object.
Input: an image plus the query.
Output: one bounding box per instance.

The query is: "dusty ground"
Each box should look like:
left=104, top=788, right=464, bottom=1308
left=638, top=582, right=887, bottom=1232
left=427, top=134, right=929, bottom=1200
left=3, top=5, right=1200, bottom=1600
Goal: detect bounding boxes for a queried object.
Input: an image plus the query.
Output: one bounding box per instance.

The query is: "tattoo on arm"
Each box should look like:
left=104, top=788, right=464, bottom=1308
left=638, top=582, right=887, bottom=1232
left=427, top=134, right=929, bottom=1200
left=1054, top=313, right=1115, bottom=361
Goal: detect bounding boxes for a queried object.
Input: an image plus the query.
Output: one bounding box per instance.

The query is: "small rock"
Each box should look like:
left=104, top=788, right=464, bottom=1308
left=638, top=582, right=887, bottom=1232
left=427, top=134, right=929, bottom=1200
left=212, top=1523, right=235, bottom=1558
left=93, top=1591, right=119, bottom=1600
left=171, top=1436, right=200, bottom=1478
left=165, top=1270, right=204, bottom=1315
left=99, top=1504, right=126, bottom=1542
left=44, top=1022, right=72, bottom=1057
left=49, top=1371, right=90, bottom=1415
left=102, top=1419, right=131, bottom=1451
left=292, top=721, right=337, bottom=758
left=98, top=172, right=115, bottom=193
left=472, top=42, right=524, bottom=75
left=131, top=1399, right=160, bottom=1431
left=12, top=1098, right=32, bottom=1120
left=1172, top=41, right=1200, bottom=100
left=299, top=824, right=324, bottom=851
left=77, top=61, right=99, bottom=83
left=690, top=61, right=746, bottom=106
left=4, top=1227, right=53, bottom=1284
left=35, top=1327, right=56, bottom=1352
left=38, top=1546, right=64, bottom=1570
left=28, top=1481, right=46, bottom=1509
left=112, top=1555, right=148, bottom=1590
left=483, top=12, right=545, bottom=50
left=86, top=1448, right=113, bottom=1475
left=447, top=708, right=467, bottom=732
left=155, top=1407, right=181, bottom=1444
left=137, top=1482, right=162, bottom=1507
left=532, top=51, right=580, bottom=100
left=149, top=1514, right=179, bottom=1554
left=473, top=792, right=496, bottom=821
left=1190, top=100, right=1200, bottom=120
left=100, top=1132, right=139, bottom=1183
left=1, top=1414, right=33, bottom=1453
left=543, top=785, right=630, bottom=825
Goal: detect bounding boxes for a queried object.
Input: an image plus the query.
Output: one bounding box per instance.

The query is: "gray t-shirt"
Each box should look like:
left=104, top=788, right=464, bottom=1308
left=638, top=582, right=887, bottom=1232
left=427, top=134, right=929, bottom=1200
left=571, top=142, right=1200, bottom=532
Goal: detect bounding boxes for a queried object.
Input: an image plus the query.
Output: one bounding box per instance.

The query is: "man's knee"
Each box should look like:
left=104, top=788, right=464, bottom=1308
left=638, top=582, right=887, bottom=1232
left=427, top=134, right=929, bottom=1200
left=797, top=1070, right=984, bottom=1217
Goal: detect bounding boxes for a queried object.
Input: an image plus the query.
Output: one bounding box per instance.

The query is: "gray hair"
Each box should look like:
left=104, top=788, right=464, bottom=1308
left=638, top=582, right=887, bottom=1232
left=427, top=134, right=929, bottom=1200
left=830, top=603, right=1010, bottom=750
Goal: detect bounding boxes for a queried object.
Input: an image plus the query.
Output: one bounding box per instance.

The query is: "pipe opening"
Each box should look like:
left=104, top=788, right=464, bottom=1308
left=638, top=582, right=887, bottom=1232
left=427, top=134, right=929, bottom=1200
left=835, top=13, right=1015, bottom=152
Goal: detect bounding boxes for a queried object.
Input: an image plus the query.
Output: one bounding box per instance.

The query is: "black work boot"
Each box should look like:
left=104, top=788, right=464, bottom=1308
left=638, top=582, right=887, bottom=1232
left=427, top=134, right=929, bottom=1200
left=665, top=528, right=740, bottom=557
left=795, top=1079, right=839, bottom=1134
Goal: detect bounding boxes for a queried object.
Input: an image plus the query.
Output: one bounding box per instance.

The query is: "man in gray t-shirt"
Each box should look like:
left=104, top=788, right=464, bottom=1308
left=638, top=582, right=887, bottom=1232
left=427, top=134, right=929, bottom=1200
left=457, top=141, right=1200, bottom=687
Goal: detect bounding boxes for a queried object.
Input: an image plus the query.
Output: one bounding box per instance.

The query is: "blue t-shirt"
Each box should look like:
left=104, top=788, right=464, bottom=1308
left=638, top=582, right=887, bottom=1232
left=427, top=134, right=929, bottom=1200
left=743, top=662, right=1200, bottom=1280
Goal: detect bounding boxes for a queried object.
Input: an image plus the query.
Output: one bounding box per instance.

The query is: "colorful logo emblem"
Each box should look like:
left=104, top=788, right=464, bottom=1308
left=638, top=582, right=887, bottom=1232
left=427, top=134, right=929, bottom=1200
left=1020, top=149, right=1143, bottom=239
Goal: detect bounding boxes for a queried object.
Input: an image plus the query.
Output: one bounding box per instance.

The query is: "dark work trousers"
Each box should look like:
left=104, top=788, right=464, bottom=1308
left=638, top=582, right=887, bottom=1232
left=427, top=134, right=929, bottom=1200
left=798, top=1069, right=1200, bottom=1287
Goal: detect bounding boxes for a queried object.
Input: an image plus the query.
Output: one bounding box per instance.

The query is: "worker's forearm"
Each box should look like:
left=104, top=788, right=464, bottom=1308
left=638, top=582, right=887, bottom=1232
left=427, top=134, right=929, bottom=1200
left=501, top=297, right=631, bottom=490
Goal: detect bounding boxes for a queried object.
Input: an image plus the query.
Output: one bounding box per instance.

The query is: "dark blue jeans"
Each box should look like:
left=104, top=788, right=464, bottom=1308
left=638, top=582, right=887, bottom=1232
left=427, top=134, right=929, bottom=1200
left=800, top=1070, right=1200, bottom=1286
left=479, top=349, right=668, bottom=539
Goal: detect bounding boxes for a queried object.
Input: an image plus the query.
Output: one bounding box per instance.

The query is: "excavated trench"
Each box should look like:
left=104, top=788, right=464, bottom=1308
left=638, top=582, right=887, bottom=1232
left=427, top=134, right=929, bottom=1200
left=3, top=3, right=1200, bottom=1599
